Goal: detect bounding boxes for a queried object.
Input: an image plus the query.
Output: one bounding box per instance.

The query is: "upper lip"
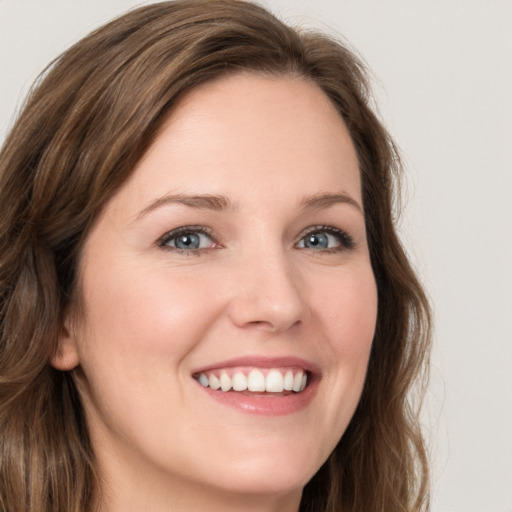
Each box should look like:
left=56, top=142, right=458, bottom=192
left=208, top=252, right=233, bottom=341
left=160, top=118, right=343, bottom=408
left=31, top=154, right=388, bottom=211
left=192, top=356, right=320, bottom=376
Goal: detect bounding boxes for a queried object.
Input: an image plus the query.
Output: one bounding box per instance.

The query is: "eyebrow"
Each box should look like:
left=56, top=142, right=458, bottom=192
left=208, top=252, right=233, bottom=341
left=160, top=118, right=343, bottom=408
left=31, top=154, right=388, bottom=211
left=135, top=194, right=235, bottom=220
left=135, top=190, right=363, bottom=221
left=299, top=192, right=364, bottom=215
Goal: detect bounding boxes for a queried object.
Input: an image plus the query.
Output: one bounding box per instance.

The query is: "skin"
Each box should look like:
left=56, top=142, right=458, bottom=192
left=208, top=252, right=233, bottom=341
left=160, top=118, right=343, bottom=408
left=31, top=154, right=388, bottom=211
left=53, top=72, right=378, bottom=512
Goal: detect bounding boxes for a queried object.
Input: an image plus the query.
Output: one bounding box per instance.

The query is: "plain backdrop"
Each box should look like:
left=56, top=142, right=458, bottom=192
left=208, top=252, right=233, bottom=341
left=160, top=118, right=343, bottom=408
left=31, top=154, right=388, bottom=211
left=1, top=1, right=511, bottom=511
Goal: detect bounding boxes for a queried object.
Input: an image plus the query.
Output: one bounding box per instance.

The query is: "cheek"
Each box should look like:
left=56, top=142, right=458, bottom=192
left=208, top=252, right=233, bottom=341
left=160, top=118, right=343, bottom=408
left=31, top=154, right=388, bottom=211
left=309, top=265, right=377, bottom=435
left=73, top=264, right=223, bottom=454
left=79, top=263, right=219, bottom=362
left=314, top=265, right=378, bottom=358
left=72, top=262, right=228, bottom=434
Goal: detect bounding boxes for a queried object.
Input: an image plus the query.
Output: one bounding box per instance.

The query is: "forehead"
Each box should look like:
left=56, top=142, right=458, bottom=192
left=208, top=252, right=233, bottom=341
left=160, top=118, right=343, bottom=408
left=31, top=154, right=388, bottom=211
left=111, top=72, right=362, bottom=215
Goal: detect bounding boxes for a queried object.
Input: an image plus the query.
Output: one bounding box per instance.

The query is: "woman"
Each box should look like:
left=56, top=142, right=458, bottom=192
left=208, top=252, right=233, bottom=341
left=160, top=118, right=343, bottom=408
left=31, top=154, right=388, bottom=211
left=0, top=1, right=431, bottom=511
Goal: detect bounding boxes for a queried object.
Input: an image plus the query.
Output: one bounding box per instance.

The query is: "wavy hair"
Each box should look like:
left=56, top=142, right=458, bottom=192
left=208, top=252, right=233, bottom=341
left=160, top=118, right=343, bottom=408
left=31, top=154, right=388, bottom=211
left=0, top=1, right=431, bottom=511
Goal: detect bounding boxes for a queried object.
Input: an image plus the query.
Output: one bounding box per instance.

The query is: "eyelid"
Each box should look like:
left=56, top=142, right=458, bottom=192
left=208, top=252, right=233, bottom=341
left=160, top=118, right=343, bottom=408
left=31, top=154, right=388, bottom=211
left=157, top=225, right=218, bottom=252
left=156, top=224, right=355, bottom=254
left=296, top=225, right=355, bottom=251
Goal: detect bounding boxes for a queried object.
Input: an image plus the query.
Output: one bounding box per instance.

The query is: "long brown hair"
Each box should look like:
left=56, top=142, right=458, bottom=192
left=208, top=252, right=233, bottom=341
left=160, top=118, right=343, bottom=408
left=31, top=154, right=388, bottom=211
left=0, top=1, right=431, bottom=510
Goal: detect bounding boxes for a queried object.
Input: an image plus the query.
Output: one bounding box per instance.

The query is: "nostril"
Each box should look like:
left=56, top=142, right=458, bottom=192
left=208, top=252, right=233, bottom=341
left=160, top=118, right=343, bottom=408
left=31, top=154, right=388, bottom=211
left=244, top=319, right=302, bottom=333
left=246, top=320, right=274, bottom=330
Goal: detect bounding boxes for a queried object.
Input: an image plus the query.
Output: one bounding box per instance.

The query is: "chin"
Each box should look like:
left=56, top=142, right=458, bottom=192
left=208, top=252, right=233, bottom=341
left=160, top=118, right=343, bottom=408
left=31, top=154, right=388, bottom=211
left=194, top=439, right=325, bottom=497
left=208, top=465, right=312, bottom=499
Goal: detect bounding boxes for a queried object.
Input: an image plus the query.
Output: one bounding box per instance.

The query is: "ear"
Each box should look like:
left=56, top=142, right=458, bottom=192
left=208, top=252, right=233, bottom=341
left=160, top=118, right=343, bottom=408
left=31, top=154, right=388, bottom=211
left=51, top=318, right=80, bottom=371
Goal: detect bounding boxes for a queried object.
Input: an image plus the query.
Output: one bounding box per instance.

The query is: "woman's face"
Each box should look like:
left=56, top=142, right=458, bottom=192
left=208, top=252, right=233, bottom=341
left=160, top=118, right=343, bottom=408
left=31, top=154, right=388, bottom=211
left=56, top=73, right=377, bottom=507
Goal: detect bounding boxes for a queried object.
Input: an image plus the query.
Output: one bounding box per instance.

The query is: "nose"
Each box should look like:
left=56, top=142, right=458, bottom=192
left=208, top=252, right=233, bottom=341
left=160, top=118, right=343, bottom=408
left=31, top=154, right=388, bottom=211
left=227, top=248, right=308, bottom=333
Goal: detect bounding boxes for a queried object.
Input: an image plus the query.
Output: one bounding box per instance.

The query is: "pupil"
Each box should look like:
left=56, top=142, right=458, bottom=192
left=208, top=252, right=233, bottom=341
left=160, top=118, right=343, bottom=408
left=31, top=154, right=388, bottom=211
left=176, top=233, right=199, bottom=249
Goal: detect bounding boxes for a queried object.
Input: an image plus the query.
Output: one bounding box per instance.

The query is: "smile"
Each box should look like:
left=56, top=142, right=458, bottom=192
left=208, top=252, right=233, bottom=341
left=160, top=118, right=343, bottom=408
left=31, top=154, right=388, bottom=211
left=194, top=367, right=308, bottom=393
left=192, top=357, right=319, bottom=415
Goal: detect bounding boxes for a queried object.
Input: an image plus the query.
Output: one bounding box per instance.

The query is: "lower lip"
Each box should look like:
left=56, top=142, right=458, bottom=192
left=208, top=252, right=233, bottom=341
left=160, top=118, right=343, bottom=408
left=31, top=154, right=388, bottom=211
left=196, top=377, right=319, bottom=416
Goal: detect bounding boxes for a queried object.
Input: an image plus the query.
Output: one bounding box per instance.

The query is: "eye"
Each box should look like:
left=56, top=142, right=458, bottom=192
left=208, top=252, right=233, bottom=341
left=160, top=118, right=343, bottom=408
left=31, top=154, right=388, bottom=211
left=158, top=226, right=216, bottom=252
left=296, top=226, right=354, bottom=252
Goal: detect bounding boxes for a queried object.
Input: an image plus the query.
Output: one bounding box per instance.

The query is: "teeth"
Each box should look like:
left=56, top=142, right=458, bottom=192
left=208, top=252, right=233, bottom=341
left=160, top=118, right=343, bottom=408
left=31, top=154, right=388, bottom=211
left=220, top=372, right=232, bottom=392
left=198, top=373, right=209, bottom=387
left=283, top=370, right=294, bottom=391
left=292, top=371, right=304, bottom=392
left=209, top=374, right=221, bottom=390
left=300, top=373, right=307, bottom=392
left=247, top=369, right=266, bottom=392
left=197, top=368, right=309, bottom=394
left=232, top=372, right=248, bottom=391
left=265, top=369, right=284, bottom=392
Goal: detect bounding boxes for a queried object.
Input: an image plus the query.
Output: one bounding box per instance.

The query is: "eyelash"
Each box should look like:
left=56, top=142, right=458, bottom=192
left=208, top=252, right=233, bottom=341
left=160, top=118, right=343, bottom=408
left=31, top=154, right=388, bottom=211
left=298, top=225, right=356, bottom=253
left=157, top=225, right=217, bottom=255
left=157, top=225, right=355, bottom=254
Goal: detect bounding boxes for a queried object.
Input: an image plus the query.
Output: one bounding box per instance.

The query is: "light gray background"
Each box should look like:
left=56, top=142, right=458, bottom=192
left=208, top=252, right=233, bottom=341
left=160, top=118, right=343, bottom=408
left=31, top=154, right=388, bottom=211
left=1, top=1, right=511, bottom=511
